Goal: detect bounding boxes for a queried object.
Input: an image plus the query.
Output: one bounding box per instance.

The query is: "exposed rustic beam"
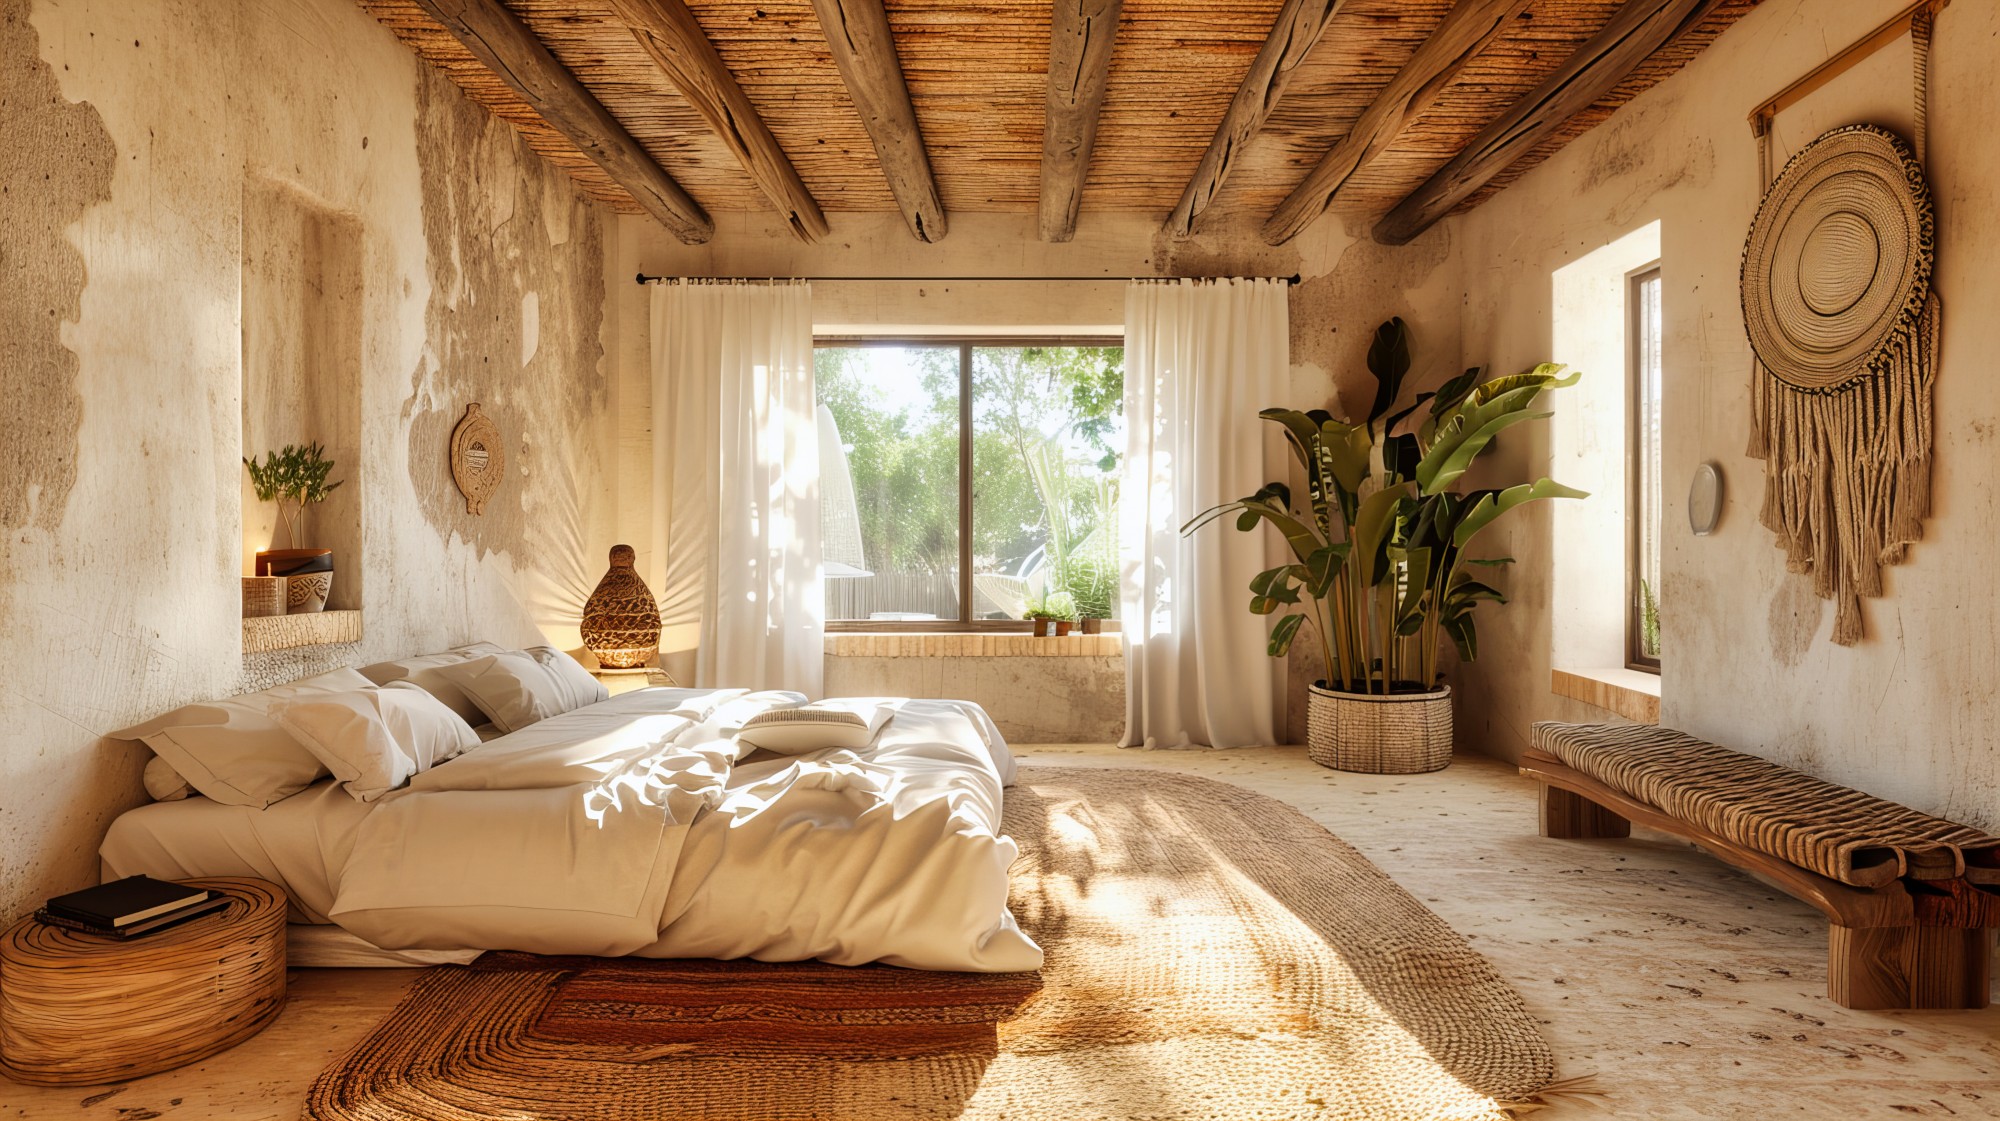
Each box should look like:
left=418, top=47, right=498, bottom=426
left=1262, top=0, right=1531, bottom=246
left=808, top=0, right=947, bottom=242
left=607, top=0, right=829, bottom=243
left=411, top=0, right=712, bottom=243
left=1039, top=0, right=1124, bottom=243
left=1374, top=0, right=1728, bottom=246
left=1163, top=0, right=1351, bottom=240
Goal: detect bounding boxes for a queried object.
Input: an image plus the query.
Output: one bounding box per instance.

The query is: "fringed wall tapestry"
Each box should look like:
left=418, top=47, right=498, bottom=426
left=1742, top=4, right=1940, bottom=646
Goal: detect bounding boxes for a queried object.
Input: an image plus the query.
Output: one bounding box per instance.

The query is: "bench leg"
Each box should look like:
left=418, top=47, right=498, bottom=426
left=1539, top=783, right=1631, bottom=839
left=1828, top=925, right=1992, bottom=1010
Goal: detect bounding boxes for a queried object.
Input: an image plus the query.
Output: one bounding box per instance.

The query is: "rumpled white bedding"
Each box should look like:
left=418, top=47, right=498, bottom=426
left=102, top=688, right=1041, bottom=972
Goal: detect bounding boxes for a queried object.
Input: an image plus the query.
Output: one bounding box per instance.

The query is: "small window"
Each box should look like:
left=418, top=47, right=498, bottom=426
left=1629, top=266, right=1663, bottom=671
left=815, top=340, right=1124, bottom=629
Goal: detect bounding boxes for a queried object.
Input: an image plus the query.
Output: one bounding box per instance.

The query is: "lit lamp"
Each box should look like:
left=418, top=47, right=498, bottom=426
left=581, top=545, right=662, bottom=669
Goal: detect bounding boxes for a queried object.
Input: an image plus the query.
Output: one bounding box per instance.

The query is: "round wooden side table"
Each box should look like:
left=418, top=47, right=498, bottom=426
left=0, top=877, right=287, bottom=1086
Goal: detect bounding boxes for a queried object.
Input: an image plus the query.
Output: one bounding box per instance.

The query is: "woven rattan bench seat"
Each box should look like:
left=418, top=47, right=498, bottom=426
left=1530, top=723, right=2000, bottom=888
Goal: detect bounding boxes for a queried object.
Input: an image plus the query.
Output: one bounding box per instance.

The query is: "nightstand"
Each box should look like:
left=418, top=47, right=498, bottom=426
left=0, top=877, right=287, bottom=1085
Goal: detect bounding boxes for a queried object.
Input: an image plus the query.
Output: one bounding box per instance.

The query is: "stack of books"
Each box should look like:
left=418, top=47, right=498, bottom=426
left=35, top=876, right=230, bottom=939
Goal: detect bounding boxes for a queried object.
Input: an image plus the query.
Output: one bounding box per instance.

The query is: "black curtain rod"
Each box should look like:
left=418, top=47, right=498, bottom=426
left=634, top=272, right=1302, bottom=286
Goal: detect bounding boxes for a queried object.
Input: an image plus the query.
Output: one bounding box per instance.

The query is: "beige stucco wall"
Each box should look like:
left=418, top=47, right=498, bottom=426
left=0, top=0, right=618, bottom=922
left=611, top=209, right=1461, bottom=738
left=1450, top=0, right=1999, bottom=831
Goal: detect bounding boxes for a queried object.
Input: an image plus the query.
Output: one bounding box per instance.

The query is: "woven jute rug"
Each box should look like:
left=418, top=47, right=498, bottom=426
left=306, top=766, right=1557, bottom=1120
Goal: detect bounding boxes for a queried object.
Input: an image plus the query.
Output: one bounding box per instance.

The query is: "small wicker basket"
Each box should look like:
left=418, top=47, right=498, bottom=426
left=1306, top=683, right=1454, bottom=774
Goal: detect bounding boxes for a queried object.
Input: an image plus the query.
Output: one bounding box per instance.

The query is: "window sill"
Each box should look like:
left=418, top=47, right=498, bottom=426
left=826, top=632, right=1122, bottom=658
left=1551, top=666, right=1660, bottom=725
left=243, top=610, right=363, bottom=653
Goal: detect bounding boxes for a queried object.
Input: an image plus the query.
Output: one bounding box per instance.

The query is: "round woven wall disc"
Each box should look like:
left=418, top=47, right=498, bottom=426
left=1742, top=124, right=1933, bottom=391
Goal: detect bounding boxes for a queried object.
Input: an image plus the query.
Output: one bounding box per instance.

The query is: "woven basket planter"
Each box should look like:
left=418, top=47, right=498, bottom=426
left=1306, top=683, right=1453, bottom=774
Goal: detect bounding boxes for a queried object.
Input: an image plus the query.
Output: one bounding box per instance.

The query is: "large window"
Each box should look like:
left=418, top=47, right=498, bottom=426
left=816, top=340, right=1124, bottom=629
left=1629, top=267, right=1663, bottom=670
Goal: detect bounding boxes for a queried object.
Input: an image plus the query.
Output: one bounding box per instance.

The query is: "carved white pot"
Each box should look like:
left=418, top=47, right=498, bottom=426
left=1305, top=682, right=1453, bottom=774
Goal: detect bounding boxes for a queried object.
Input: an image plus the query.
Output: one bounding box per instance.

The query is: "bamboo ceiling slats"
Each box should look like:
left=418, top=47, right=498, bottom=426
left=358, top=0, right=1761, bottom=234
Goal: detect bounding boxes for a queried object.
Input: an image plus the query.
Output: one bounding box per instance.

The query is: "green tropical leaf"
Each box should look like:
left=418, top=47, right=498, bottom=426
left=1269, top=613, right=1307, bottom=657
left=1316, top=418, right=1373, bottom=497
left=1352, top=483, right=1411, bottom=587
left=1260, top=409, right=1324, bottom=475
left=1443, top=613, right=1479, bottom=662
left=1465, top=556, right=1515, bottom=567
left=1452, top=478, right=1589, bottom=547
left=1366, top=318, right=1412, bottom=427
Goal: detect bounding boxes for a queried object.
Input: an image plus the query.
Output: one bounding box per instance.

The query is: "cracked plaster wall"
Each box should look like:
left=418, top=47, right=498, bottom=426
left=0, top=0, right=616, bottom=922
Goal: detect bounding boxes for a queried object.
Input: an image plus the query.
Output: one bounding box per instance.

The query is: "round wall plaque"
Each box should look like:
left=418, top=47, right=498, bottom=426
left=450, top=403, right=504, bottom=516
left=1688, top=462, right=1722, bottom=536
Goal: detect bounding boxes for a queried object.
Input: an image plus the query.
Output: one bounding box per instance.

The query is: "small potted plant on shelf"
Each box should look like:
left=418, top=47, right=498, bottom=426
left=244, top=442, right=344, bottom=615
left=1024, top=594, right=1054, bottom=637
left=1045, top=591, right=1078, bottom=636
left=1184, top=318, right=1585, bottom=774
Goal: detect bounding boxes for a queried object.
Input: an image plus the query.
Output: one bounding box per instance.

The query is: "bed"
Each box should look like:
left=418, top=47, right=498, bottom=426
left=102, top=686, right=1042, bottom=973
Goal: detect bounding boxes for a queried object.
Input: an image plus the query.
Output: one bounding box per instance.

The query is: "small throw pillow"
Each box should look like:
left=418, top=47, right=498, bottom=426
left=271, top=686, right=481, bottom=802
left=436, top=647, right=608, bottom=734
left=107, top=668, right=378, bottom=807
left=143, top=755, right=194, bottom=802
left=356, top=642, right=505, bottom=725
left=737, top=701, right=893, bottom=755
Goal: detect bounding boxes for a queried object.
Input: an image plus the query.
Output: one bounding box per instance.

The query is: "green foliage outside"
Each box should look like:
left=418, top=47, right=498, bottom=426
left=1639, top=578, right=1661, bottom=659
left=816, top=345, right=1124, bottom=618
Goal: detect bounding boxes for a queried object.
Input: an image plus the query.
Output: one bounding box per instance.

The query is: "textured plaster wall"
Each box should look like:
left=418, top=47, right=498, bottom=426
left=1450, top=0, right=2000, bottom=831
left=0, top=0, right=616, bottom=922
left=611, top=210, right=1458, bottom=739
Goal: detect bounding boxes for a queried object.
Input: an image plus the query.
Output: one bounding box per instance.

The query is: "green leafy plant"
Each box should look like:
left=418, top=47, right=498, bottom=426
left=244, top=442, right=344, bottom=550
left=1184, top=318, right=1586, bottom=696
left=1639, top=578, right=1661, bottom=659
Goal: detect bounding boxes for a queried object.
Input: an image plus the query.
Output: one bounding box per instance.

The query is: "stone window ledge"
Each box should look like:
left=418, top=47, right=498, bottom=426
left=244, top=610, right=363, bottom=653
left=826, top=633, right=1122, bottom=658
left=1551, top=666, right=1660, bottom=725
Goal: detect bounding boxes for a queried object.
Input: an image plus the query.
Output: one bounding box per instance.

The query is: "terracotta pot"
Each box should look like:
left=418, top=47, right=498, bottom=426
left=1080, top=617, right=1103, bottom=634
left=1031, top=618, right=1052, bottom=637
left=1305, top=682, right=1453, bottom=774
left=1055, top=620, right=1073, bottom=636
left=581, top=544, right=662, bottom=669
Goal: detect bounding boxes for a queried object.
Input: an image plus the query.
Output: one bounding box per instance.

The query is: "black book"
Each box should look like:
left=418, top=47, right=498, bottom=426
left=35, top=894, right=230, bottom=939
left=44, top=875, right=209, bottom=928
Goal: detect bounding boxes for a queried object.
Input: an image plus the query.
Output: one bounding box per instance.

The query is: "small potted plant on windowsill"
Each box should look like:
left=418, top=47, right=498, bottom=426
left=1045, top=591, right=1078, bottom=636
left=245, top=442, right=344, bottom=615
left=1185, top=318, right=1585, bottom=774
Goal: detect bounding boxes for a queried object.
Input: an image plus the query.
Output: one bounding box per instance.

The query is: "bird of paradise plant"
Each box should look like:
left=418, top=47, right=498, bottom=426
left=1183, top=318, right=1585, bottom=696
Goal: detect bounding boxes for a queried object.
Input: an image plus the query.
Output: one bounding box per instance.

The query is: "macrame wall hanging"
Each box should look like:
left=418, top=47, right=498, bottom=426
left=1742, top=1, right=1942, bottom=646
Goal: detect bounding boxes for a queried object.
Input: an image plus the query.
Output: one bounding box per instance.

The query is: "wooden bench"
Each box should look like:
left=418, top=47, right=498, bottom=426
left=1523, top=722, right=2000, bottom=1011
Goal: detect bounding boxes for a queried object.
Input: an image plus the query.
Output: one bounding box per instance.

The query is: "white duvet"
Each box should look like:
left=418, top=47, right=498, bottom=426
left=106, top=689, right=1043, bottom=973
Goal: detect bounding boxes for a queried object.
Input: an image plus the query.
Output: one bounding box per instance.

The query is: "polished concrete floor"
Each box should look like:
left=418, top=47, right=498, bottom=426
left=3, top=745, right=1995, bottom=1119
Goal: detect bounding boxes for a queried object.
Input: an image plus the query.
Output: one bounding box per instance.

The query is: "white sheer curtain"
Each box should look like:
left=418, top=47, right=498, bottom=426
left=652, top=280, right=823, bottom=696
left=1120, top=278, right=1288, bottom=748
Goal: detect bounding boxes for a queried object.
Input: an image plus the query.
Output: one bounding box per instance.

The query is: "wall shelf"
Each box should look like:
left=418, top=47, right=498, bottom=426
left=243, top=610, right=363, bottom=653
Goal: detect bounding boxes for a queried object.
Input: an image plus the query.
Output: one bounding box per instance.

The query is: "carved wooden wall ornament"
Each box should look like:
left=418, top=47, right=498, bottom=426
left=450, top=403, right=505, bottom=516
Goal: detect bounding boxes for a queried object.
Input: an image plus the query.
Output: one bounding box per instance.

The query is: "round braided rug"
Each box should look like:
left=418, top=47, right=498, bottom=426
left=305, top=766, right=1557, bottom=1121
left=1741, top=123, right=1934, bottom=392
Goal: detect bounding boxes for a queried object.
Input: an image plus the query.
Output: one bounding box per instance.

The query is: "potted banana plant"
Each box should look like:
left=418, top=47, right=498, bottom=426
left=1184, top=318, right=1584, bottom=773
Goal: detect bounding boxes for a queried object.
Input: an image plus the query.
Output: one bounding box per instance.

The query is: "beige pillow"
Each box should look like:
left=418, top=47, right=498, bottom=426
left=436, top=647, right=608, bottom=734
left=143, top=755, right=193, bottom=802
left=737, top=701, right=893, bottom=755
left=108, top=668, right=376, bottom=807
left=356, top=642, right=505, bottom=725
left=271, top=684, right=481, bottom=802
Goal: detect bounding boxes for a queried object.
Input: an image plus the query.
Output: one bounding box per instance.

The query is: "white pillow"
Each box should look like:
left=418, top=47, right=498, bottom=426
left=270, top=684, right=480, bottom=802
left=356, top=642, right=504, bottom=725
left=107, top=668, right=377, bottom=807
left=143, top=755, right=193, bottom=802
left=736, top=701, right=893, bottom=755
left=435, top=647, right=608, bottom=733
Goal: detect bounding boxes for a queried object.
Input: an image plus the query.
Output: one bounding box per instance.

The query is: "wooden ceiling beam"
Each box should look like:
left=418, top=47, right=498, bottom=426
left=608, top=0, right=829, bottom=243
left=1262, top=0, right=1532, bottom=246
left=410, top=0, right=712, bottom=243
left=1163, top=0, right=1351, bottom=240
left=1039, top=0, right=1124, bottom=243
left=809, top=0, right=947, bottom=242
left=1373, top=0, right=1728, bottom=245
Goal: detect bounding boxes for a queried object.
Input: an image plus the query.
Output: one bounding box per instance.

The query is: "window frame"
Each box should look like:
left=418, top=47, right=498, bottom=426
left=1625, top=265, right=1663, bottom=673
left=814, top=334, right=1125, bottom=633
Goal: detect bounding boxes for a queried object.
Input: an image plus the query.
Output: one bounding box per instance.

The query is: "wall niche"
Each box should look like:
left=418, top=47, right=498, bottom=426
left=240, top=177, right=365, bottom=613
